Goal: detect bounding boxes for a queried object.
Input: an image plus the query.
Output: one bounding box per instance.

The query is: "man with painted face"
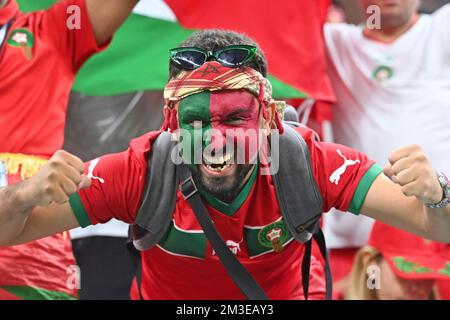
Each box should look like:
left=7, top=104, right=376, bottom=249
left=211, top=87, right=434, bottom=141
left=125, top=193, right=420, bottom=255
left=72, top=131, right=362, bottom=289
left=1, top=30, right=450, bottom=300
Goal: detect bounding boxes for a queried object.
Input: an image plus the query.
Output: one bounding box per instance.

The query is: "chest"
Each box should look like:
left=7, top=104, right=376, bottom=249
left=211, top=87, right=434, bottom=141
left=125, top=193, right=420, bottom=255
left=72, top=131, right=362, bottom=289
left=157, top=177, right=295, bottom=260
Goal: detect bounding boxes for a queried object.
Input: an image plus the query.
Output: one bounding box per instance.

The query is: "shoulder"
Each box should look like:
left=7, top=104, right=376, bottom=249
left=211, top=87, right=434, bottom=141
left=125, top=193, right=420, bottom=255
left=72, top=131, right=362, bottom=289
left=291, top=125, right=320, bottom=149
left=128, top=130, right=164, bottom=161
left=95, top=130, right=163, bottom=178
left=431, top=4, right=450, bottom=23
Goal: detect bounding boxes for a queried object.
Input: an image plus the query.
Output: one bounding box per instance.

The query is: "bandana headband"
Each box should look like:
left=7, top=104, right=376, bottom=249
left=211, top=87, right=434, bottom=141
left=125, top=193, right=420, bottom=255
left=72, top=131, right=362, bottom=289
left=162, top=61, right=286, bottom=132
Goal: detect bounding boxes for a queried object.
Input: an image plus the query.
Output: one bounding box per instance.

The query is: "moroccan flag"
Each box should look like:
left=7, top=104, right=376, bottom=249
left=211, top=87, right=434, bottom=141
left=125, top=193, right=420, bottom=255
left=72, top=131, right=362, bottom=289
left=17, top=0, right=333, bottom=100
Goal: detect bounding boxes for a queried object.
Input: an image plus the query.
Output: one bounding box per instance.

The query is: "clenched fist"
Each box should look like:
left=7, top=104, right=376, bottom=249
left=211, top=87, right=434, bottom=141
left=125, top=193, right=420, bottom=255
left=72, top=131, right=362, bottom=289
left=25, top=150, right=91, bottom=207
left=384, top=145, right=443, bottom=206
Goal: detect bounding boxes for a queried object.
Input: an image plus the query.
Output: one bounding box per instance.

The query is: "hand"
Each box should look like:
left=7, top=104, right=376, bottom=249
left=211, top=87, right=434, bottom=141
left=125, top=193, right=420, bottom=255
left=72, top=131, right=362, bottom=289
left=24, top=150, right=91, bottom=207
left=383, top=145, right=442, bottom=205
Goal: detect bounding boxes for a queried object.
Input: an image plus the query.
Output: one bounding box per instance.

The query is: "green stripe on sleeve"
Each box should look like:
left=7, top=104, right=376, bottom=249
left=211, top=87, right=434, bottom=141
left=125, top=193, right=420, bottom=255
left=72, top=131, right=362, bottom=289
left=69, top=193, right=92, bottom=228
left=348, top=164, right=383, bottom=215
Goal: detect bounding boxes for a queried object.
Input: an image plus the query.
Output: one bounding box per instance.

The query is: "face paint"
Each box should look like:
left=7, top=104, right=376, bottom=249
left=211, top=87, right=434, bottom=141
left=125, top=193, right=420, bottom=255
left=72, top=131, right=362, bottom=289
left=177, top=91, right=212, bottom=166
left=176, top=90, right=263, bottom=202
left=208, top=90, right=262, bottom=164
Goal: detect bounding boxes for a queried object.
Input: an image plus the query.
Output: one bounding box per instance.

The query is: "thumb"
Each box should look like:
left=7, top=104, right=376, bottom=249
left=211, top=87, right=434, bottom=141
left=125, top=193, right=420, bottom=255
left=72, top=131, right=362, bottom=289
left=78, top=174, right=92, bottom=190
left=383, top=162, right=395, bottom=180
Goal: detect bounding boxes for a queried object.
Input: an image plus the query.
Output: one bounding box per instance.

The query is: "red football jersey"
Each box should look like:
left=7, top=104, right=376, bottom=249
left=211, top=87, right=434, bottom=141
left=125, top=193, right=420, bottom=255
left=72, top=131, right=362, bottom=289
left=72, top=127, right=382, bottom=299
left=0, top=0, right=106, bottom=299
left=0, top=0, right=106, bottom=157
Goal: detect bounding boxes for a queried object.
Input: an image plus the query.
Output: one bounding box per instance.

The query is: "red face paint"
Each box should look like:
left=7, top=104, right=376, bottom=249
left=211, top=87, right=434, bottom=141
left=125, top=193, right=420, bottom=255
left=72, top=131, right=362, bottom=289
left=208, top=90, right=263, bottom=164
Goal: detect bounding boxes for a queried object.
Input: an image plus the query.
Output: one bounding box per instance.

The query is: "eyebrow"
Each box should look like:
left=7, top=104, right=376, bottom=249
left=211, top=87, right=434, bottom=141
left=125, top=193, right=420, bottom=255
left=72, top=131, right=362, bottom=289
left=180, top=109, right=207, bottom=120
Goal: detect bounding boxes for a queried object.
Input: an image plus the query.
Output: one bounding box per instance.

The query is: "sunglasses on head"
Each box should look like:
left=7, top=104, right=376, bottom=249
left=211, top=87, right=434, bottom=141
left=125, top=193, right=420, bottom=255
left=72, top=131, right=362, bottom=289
left=169, top=45, right=257, bottom=70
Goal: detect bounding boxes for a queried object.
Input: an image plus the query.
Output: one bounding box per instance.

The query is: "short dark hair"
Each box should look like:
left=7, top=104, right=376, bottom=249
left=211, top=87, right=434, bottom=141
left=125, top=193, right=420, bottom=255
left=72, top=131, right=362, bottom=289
left=169, top=29, right=267, bottom=79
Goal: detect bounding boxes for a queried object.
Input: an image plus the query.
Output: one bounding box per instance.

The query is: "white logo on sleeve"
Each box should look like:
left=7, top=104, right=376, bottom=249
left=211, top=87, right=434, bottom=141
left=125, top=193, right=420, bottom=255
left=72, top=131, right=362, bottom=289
left=87, top=158, right=105, bottom=184
left=329, top=150, right=361, bottom=185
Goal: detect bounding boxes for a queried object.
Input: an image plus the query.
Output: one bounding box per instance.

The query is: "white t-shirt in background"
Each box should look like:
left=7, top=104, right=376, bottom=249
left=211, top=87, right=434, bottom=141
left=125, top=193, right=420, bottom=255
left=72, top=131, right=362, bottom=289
left=324, top=5, right=450, bottom=248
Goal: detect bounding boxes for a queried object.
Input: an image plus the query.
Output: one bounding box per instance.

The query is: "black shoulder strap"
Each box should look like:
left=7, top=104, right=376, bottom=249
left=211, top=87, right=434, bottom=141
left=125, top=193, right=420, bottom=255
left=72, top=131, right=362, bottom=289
left=271, top=124, right=323, bottom=243
left=178, top=163, right=269, bottom=300
left=272, top=124, right=332, bottom=300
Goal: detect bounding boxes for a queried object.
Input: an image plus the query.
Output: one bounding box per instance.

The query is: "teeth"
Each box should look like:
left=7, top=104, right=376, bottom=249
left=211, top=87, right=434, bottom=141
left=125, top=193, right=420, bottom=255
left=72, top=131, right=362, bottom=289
left=204, top=152, right=233, bottom=165
left=205, top=164, right=232, bottom=172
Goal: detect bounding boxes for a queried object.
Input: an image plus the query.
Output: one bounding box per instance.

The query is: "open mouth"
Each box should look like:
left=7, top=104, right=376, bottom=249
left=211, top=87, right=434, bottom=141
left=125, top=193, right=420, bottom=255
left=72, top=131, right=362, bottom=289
left=202, top=152, right=234, bottom=174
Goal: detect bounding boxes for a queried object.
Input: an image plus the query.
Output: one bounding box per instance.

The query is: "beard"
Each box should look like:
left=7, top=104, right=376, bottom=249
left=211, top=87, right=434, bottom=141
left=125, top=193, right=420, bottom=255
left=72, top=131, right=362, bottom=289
left=190, top=163, right=255, bottom=203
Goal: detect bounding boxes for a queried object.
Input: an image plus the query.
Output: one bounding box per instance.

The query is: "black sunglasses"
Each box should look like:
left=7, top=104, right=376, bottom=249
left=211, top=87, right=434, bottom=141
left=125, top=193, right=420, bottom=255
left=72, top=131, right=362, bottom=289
left=169, top=45, right=257, bottom=70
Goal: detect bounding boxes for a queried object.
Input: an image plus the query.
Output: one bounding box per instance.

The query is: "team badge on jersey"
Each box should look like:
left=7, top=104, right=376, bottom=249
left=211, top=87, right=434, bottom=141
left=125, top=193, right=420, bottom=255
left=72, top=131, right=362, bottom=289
left=7, top=29, right=34, bottom=60
left=372, top=65, right=394, bottom=83
left=258, top=220, right=289, bottom=253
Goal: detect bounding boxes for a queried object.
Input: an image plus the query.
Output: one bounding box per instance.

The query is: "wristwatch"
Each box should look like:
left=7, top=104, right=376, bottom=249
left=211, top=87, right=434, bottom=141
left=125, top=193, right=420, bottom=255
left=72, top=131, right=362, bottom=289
left=425, top=172, right=450, bottom=209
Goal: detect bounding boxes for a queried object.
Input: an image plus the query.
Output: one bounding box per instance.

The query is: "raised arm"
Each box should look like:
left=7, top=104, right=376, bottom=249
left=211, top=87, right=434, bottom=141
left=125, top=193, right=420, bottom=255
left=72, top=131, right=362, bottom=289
left=0, top=151, right=90, bottom=246
left=86, top=0, right=140, bottom=45
left=361, top=145, right=450, bottom=243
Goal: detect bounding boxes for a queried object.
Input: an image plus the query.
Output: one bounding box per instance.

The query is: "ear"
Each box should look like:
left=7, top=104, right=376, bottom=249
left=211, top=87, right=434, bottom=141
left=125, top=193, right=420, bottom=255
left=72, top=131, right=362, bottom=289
left=261, top=102, right=276, bottom=136
left=361, top=248, right=379, bottom=267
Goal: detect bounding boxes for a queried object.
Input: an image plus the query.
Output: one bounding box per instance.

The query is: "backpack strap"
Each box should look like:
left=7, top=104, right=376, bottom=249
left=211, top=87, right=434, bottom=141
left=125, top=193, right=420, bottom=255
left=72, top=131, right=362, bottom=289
left=179, top=163, right=269, bottom=300
left=131, top=131, right=179, bottom=251
left=270, top=124, right=323, bottom=243
left=272, top=124, right=332, bottom=300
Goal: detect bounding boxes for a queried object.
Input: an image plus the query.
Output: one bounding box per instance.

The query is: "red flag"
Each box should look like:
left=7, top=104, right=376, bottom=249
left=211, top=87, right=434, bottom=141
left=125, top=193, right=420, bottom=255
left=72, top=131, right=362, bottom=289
left=165, top=0, right=335, bottom=102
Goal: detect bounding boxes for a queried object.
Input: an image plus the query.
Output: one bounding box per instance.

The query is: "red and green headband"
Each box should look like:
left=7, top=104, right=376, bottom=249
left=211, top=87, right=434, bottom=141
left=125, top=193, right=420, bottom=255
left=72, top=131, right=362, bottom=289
left=161, top=62, right=286, bottom=133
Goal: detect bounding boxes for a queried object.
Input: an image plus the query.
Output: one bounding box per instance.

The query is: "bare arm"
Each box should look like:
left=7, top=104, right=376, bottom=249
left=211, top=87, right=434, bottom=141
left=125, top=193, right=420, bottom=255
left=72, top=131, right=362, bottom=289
left=86, top=0, right=139, bottom=46
left=0, top=151, right=90, bottom=246
left=360, top=145, right=450, bottom=243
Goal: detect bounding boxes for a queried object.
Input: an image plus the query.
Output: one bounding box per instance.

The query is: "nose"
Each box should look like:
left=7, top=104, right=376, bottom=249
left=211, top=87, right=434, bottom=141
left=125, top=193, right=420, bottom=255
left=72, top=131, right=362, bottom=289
left=203, top=129, right=227, bottom=153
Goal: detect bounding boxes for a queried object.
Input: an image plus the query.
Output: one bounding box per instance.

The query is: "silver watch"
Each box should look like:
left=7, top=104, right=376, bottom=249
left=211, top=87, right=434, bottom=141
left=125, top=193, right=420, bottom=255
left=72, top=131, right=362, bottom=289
left=425, top=173, right=450, bottom=209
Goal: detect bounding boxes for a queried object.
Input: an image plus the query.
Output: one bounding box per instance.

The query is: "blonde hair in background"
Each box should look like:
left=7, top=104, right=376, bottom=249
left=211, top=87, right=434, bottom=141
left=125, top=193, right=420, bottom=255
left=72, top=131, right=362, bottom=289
left=346, top=246, right=381, bottom=300
left=345, top=245, right=438, bottom=300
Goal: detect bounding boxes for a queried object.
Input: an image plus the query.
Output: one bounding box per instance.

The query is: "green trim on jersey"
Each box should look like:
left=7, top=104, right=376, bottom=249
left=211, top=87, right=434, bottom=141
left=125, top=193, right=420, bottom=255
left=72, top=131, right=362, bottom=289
left=348, top=164, right=383, bottom=215
left=199, top=165, right=258, bottom=216
left=69, top=193, right=92, bottom=228
left=1, top=285, right=77, bottom=300
left=158, top=220, right=207, bottom=259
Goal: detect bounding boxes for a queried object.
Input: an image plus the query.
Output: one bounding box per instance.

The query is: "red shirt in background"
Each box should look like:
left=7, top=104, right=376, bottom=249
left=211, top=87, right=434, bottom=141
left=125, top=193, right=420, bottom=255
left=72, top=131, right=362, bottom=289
left=0, top=0, right=105, bottom=158
left=0, top=0, right=107, bottom=299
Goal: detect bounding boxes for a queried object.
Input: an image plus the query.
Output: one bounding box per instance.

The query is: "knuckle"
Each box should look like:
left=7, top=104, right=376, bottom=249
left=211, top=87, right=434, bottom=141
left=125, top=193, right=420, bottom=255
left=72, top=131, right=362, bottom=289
left=392, top=164, right=401, bottom=175
left=415, top=152, right=427, bottom=162
left=410, top=144, right=422, bottom=152
left=54, top=150, right=67, bottom=160
left=67, top=184, right=77, bottom=195
left=401, top=186, right=414, bottom=197
left=422, top=180, right=431, bottom=191
left=47, top=171, right=58, bottom=182
left=44, top=184, right=54, bottom=195
left=49, top=159, right=62, bottom=170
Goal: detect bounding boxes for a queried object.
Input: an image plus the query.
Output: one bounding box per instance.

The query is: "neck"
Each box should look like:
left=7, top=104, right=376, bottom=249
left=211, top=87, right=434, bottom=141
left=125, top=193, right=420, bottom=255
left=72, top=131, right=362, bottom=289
left=0, top=0, right=7, bottom=9
left=364, top=13, right=419, bottom=43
